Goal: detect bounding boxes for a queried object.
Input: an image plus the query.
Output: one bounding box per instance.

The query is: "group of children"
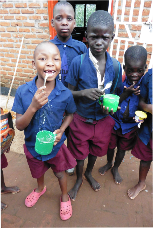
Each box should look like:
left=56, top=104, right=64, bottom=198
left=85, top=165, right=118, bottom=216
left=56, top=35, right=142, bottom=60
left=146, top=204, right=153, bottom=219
left=1, top=1, right=152, bottom=222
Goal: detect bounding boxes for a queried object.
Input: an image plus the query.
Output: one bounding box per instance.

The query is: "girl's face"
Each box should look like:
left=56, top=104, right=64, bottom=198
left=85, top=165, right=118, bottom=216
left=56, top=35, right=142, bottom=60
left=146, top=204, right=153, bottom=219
left=124, top=60, right=147, bottom=84
left=32, top=43, right=61, bottom=84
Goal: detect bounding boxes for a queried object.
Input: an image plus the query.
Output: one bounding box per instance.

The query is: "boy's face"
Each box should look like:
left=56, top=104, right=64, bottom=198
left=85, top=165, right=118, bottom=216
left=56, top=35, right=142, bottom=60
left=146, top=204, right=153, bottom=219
left=123, top=60, right=147, bottom=84
left=87, top=24, right=114, bottom=57
left=51, top=5, right=76, bottom=41
left=32, top=43, right=61, bottom=83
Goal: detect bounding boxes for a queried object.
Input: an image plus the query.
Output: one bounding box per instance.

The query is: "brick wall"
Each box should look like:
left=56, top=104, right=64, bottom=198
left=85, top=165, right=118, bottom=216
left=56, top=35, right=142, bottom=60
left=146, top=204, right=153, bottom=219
left=0, top=0, right=152, bottom=90
left=112, top=0, right=152, bottom=67
left=0, top=0, right=50, bottom=90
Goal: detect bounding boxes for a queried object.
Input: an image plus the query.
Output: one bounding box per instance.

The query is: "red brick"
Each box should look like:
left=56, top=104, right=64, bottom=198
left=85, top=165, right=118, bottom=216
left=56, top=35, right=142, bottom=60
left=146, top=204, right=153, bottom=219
left=142, top=9, right=150, bottom=16
left=7, top=38, right=16, bottom=42
left=132, top=17, right=138, bottom=22
left=43, top=3, right=48, bottom=8
left=21, top=50, right=32, bottom=54
left=4, top=15, right=14, bottom=20
left=0, top=21, right=10, bottom=26
left=18, top=64, right=27, bottom=68
left=118, top=32, right=128, bottom=38
left=36, top=9, right=48, bottom=14
left=31, top=28, right=43, bottom=33
left=2, top=3, right=13, bottom=8
left=24, top=34, right=37, bottom=39
left=19, top=28, right=30, bottom=33
left=133, top=9, right=139, bottom=16
left=142, top=17, right=149, bottom=22
left=119, top=24, right=125, bottom=30
left=22, top=60, right=32, bottom=64
left=0, top=53, right=4, bottom=57
left=1, top=58, right=10, bottom=62
left=12, top=33, right=23, bottom=38
left=39, top=22, right=49, bottom=27
left=28, top=3, right=41, bottom=8
left=0, top=71, right=7, bottom=75
left=6, top=27, right=17, bottom=32
left=0, top=38, right=6, bottom=42
left=26, top=44, right=37, bottom=49
left=125, top=0, right=131, bottom=7
left=0, top=27, right=5, bottom=32
left=7, top=63, right=16, bottom=67
left=125, top=9, right=130, bottom=16
left=24, top=69, right=33, bottom=73
left=0, top=9, right=8, bottom=14
left=21, top=9, right=34, bottom=14
left=146, top=46, right=152, bottom=53
left=144, top=1, right=152, bottom=8
left=37, top=34, right=50, bottom=39
left=117, top=9, right=122, bottom=15
left=12, top=22, right=22, bottom=27
left=9, top=9, right=20, bottom=14
left=15, top=3, right=27, bottom=8
left=16, top=15, right=27, bottom=20
left=5, top=53, right=15, bottom=58
left=3, top=43, right=14, bottom=48
left=43, top=16, right=48, bottom=20
left=1, top=48, right=9, bottom=52
left=134, top=0, right=141, bottom=8
left=130, top=25, right=142, bottom=31
left=31, top=40, right=42, bottom=44
left=29, top=15, right=41, bottom=20
left=23, top=22, right=35, bottom=27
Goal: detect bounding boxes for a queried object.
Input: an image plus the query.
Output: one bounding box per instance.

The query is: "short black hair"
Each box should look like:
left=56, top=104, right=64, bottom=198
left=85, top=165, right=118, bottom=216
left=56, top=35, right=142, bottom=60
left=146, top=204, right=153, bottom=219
left=124, top=45, right=147, bottom=64
left=53, top=2, right=74, bottom=17
left=33, top=41, right=58, bottom=59
left=87, top=10, right=114, bottom=33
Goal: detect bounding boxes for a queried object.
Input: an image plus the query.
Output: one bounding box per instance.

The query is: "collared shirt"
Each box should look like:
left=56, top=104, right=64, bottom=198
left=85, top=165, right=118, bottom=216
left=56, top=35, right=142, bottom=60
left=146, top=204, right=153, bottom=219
left=112, top=76, right=144, bottom=134
left=138, top=69, right=152, bottom=145
left=12, top=76, right=76, bottom=161
left=50, top=36, right=87, bottom=87
left=66, top=49, right=122, bottom=120
left=89, top=48, right=105, bottom=90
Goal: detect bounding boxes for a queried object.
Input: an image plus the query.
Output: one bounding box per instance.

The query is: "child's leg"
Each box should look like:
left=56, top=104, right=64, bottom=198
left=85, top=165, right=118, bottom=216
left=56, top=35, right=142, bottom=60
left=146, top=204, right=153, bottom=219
left=36, top=174, right=45, bottom=192
left=84, top=154, right=101, bottom=191
left=128, top=160, right=151, bottom=199
left=68, top=159, right=84, bottom=201
left=99, top=148, right=115, bottom=175
left=111, top=149, right=125, bottom=184
left=54, top=171, right=68, bottom=202
left=1, top=169, right=20, bottom=194
left=0, top=201, right=7, bottom=211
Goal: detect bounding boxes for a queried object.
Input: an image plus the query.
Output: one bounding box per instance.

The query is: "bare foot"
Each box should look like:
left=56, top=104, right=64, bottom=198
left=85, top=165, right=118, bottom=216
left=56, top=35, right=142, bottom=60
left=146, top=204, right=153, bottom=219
left=111, top=167, right=123, bottom=184
left=68, top=179, right=83, bottom=201
left=1, top=186, right=20, bottom=195
left=127, top=182, right=146, bottom=199
left=1, top=202, right=7, bottom=211
left=99, top=163, right=112, bottom=175
left=84, top=172, right=101, bottom=191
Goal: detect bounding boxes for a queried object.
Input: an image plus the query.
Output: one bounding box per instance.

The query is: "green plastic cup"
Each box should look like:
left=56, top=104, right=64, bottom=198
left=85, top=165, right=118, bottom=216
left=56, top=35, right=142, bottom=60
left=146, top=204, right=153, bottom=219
left=35, top=130, right=56, bottom=155
left=99, top=94, right=120, bottom=112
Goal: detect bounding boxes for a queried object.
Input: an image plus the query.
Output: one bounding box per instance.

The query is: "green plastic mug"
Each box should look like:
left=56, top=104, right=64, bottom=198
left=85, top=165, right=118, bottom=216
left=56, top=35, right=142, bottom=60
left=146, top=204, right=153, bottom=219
left=35, top=130, right=56, bottom=155
left=99, top=94, right=120, bottom=112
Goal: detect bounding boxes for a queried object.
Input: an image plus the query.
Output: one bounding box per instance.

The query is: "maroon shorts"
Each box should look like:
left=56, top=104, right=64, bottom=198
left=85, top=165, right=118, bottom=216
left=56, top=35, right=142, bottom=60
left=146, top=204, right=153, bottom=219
left=109, top=127, right=138, bottom=151
left=23, top=144, right=77, bottom=179
left=67, top=113, right=115, bottom=160
left=131, top=137, right=152, bottom=161
left=1, top=153, right=8, bottom=169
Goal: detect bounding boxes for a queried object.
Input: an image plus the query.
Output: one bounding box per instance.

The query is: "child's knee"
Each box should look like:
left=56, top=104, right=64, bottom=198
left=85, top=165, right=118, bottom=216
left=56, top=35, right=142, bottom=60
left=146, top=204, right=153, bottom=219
left=54, top=171, right=64, bottom=179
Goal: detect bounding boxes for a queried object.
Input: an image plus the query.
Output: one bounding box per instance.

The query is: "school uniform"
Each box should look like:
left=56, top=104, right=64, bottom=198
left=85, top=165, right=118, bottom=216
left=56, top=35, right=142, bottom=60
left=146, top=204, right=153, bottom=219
left=65, top=49, right=122, bottom=160
left=50, top=36, right=87, bottom=87
left=131, top=69, right=152, bottom=161
left=12, top=77, right=77, bottom=178
left=109, top=76, right=143, bottom=151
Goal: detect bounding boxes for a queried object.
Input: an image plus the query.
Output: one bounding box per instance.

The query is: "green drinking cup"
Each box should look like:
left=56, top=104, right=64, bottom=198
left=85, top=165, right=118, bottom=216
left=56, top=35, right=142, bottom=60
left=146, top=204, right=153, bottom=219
left=35, top=130, right=56, bottom=155
left=99, top=94, right=120, bottom=112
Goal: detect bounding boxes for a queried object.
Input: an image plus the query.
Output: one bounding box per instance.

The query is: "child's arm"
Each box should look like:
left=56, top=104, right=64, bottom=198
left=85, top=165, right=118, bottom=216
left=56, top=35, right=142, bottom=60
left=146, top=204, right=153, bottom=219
left=53, top=113, right=73, bottom=146
left=16, top=86, right=48, bottom=131
left=68, top=84, right=103, bottom=101
left=119, top=84, right=140, bottom=103
left=139, top=97, right=152, bottom=114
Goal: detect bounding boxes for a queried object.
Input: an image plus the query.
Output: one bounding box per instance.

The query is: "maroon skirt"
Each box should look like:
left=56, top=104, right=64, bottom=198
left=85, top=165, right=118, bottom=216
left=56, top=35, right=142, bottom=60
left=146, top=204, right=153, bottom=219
left=131, top=137, right=152, bottom=161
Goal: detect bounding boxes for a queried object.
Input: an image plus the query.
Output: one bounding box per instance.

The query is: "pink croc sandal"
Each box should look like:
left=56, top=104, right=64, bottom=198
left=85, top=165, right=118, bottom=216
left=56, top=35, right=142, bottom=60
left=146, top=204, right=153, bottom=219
left=60, top=196, right=72, bottom=220
left=25, top=186, right=46, bottom=208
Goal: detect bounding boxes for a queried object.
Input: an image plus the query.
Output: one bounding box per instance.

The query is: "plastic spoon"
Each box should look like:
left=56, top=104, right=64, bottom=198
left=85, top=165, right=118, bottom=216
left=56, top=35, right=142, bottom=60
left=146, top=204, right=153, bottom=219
left=44, top=73, right=49, bottom=86
left=101, top=81, right=112, bottom=92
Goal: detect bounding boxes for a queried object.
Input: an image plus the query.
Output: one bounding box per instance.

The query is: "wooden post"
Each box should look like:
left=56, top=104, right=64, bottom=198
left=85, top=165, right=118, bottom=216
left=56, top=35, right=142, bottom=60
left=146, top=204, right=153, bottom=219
left=48, top=0, right=58, bottom=40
